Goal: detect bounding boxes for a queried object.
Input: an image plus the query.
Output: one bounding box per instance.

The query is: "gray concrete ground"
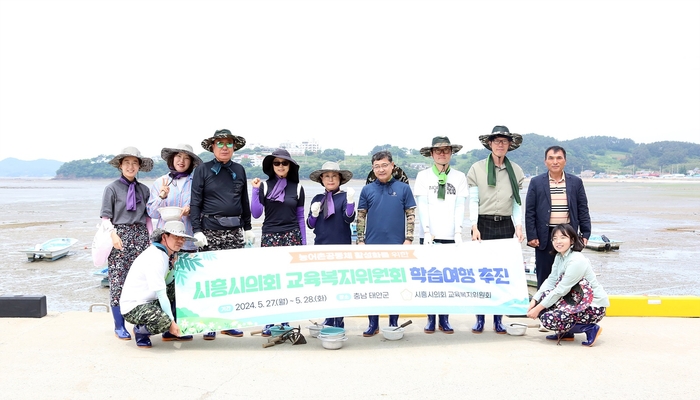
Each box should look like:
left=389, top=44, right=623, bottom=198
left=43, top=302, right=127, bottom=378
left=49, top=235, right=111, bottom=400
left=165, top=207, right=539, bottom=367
left=1, top=313, right=697, bottom=399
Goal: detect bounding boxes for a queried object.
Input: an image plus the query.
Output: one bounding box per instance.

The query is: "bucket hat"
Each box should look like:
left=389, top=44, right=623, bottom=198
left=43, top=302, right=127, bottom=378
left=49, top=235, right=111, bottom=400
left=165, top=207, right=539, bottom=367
left=478, top=126, right=523, bottom=151
left=419, top=136, right=463, bottom=157
left=154, top=220, right=195, bottom=241
left=262, top=148, right=300, bottom=182
left=108, top=146, right=154, bottom=172
left=309, top=161, right=353, bottom=185
left=160, top=143, right=202, bottom=168
left=200, top=129, right=246, bottom=152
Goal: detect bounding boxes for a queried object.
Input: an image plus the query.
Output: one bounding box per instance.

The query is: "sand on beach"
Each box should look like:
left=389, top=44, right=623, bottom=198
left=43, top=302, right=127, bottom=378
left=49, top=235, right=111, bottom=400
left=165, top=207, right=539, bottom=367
left=1, top=178, right=699, bottom=312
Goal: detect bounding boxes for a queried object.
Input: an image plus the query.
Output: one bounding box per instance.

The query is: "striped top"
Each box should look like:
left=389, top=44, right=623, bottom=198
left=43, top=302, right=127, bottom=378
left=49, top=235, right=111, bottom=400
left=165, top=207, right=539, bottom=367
left=147, top=174, right=196, bottom=251
left=548, top=173, right=569, bottom=226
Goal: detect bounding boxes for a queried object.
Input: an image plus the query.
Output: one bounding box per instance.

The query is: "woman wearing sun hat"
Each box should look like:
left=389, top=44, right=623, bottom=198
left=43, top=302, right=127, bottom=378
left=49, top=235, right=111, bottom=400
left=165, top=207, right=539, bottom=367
left=146, top=143, right=201, bottom=342
left=147, top=143, right=202, bottom=253
left=100, top=146, right=154, bottom=341
left=306, top=161, right=356, bottom=328
left=251, top=148, right=306, bottom=336
left=120, top=221, right=196, bottom=348
left=189, top=128, right=253, bottom=340
left=527, top=223, right=609, bottom=346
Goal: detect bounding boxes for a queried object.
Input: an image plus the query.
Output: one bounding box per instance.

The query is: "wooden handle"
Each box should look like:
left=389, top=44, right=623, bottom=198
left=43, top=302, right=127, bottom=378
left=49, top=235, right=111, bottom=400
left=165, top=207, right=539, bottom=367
left=250, top=330, right=263, bottom=336
left=399, top=320, right=413, bottom=329
left=268, top=336, right=283, bottom=344
left=262, top=342, right=276, bottom=348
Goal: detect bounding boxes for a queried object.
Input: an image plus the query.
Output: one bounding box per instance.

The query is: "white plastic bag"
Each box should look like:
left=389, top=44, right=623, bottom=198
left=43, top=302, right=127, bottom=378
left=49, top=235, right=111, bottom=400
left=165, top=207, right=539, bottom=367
left=91, top=223, right=113, bottom=267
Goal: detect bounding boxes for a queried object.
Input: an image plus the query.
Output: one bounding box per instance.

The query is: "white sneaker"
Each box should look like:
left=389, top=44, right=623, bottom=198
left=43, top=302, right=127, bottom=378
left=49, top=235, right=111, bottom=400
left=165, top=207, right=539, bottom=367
left=538, top=323, right=549, bottom=332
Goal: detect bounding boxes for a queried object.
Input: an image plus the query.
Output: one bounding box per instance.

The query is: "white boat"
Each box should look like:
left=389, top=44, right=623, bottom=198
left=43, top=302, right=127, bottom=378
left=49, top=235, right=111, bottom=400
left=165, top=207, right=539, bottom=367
left=586, top=235, right=623, bottom=251
left=23, top=238, right=78, bottom=262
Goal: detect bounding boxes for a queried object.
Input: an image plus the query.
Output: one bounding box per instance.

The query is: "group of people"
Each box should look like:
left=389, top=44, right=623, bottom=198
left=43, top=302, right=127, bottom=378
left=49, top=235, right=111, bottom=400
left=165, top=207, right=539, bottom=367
left=100, top=126, right=608, bottom=349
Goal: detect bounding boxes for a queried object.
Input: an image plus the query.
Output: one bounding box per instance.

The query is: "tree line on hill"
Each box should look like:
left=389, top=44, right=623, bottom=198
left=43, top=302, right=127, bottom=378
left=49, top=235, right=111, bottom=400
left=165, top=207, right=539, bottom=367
left=53, top=135, right=700, bottom=180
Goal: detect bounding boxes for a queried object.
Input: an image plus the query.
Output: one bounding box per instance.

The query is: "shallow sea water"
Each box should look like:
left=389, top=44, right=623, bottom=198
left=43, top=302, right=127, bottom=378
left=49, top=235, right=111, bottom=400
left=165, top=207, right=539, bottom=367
left=0, top=178, right=698, bottom=312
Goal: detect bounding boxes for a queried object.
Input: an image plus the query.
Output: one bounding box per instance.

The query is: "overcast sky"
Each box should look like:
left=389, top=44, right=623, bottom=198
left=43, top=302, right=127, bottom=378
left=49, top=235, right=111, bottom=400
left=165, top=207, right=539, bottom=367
left=1, top=0, right=699, bottom=162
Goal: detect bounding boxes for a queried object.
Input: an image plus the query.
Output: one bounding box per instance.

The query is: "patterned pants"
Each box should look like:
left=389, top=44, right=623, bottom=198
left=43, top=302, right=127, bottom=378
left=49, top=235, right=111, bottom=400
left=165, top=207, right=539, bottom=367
left=539, top=306, right=606, bottom=332
left=108, top=224, right=149, bottom=307
left=261, top=229, right=302, bottom=247
left=202, top=228, right=244, bottom=251
left=122, top=300, right=172, bottom=335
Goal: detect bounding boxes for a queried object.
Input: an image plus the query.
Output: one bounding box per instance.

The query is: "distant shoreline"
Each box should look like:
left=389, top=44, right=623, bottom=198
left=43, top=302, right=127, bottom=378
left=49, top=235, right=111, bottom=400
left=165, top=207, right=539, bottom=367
left=2, top=176, right=700, bottom=184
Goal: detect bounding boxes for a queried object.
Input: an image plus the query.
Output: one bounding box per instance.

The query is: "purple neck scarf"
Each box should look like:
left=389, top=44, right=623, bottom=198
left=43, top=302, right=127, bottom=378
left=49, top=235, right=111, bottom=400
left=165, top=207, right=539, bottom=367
left=321, top=190, right=336, bottom=219
left=267, top=177, right=287, bottom=202
left=168, top=169, right=189, bottom=180
left=119, top=175, right=142, bottom=211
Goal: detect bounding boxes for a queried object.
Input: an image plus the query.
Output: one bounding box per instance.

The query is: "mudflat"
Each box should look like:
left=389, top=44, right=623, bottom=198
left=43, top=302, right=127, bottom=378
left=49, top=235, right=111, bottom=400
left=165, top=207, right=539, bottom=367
left=1, top=178, right=699, bottom=312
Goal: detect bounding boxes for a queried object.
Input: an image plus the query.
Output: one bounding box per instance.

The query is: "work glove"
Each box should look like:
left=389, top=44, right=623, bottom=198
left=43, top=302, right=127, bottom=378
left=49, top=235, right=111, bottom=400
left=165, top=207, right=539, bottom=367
left=423, top=230, right=434, bottom=245
left=310, top=202, right=321, bottom=218
left=245, top=230, right=256, bottom=246
left=194, top=232, right=208, bottom=248
left=345, top=187, right=355, bottom=204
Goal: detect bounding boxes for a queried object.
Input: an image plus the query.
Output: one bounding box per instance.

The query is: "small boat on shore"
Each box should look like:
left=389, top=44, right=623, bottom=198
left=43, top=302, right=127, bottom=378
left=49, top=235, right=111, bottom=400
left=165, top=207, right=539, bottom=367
left=586, top=235, right=623, bottom=251
left=23, top=238, right=78, bottom=262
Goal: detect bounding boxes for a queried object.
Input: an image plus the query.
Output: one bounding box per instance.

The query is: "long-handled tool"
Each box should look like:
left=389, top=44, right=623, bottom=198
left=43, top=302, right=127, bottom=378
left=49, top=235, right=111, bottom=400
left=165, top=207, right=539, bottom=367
left=392, top=320, right=413, bottom=331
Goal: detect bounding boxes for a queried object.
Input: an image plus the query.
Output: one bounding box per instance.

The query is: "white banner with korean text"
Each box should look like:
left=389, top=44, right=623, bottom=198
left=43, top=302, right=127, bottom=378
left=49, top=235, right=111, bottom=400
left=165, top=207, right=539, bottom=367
left=174, top=239, right=529, bottom=335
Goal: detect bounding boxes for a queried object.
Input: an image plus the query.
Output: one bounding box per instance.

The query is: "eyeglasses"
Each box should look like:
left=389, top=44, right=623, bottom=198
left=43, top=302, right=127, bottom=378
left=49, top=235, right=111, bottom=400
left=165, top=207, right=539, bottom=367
left=372, top=163, right=391, bottom=171
left=491, top=139, right=510, bottom=146
left=273, top=160, right=290, bottom=167
left=433, top=148, right=451, bottom=155
left=216, top=142, right=234, bottom=149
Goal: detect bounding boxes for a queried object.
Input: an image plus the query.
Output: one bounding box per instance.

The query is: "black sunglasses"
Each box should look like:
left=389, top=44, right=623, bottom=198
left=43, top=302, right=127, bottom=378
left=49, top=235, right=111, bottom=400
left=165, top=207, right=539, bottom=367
left=273, top=161, right=290, bottom=167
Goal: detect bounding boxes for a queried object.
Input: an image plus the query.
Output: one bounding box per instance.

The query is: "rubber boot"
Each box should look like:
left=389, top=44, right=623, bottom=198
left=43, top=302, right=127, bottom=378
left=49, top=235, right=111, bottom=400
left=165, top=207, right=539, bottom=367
left=133, top=325, right=152, bottom=348
left=203, top=331, right=216, bottom=340
left=162, top=299, right=193, bottom=341
left=322, top=318, right=335, bottom=326
left=578, top=324, right=603, bottom=347
left=261, top=324, right=274, bottom=337
left=363, top=315, right=379, bottom=337
left=472, top=315, right=485, bottom=333
left=111, top=306, right=131, bottom=340
left=220, top=328, right=244, bottom=337
left=424, top=315, right=436, bottom=334
left=438, top=314, right=454, bottom=334
left=334, top=317, right=345, bottom=328
left=493, top=315, right=506, bottom=334
left=389, top=315, right=399, bottom=327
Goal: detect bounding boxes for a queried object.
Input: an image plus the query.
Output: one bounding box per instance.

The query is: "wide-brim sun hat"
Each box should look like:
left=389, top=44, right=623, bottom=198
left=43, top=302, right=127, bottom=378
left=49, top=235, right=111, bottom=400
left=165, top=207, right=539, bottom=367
left=201, top=129, right=246, bottom=152
left=419, top=136, right=463, bottom=157
left=478, top=125, right=523, bottom=151
left=309, top=161, right=353, bottom=185
left=162, top=220, right=195, bottom=241
left=160, top=143, right=202, bottom=168
left=108, top=146, right=154, bottom=172
left=262, top=148, right=300, bottom=182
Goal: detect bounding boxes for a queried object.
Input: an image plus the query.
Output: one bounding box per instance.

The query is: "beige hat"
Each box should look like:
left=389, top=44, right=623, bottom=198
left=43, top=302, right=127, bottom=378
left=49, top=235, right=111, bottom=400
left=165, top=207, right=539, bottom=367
left=309, top=161, right=353, bottom=185
left=160, top=143, right=202, bottom=168
left=162, top=220, right=195, bottom=241
left=109, top=146, right=154, bottom=172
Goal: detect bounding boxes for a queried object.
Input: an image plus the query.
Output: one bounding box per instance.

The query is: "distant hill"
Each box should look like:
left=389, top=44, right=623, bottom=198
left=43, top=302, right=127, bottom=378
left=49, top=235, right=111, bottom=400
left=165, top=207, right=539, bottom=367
left=5, top=136, right=700, bottom=179
left=0, top=157, right=64, bottom=178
